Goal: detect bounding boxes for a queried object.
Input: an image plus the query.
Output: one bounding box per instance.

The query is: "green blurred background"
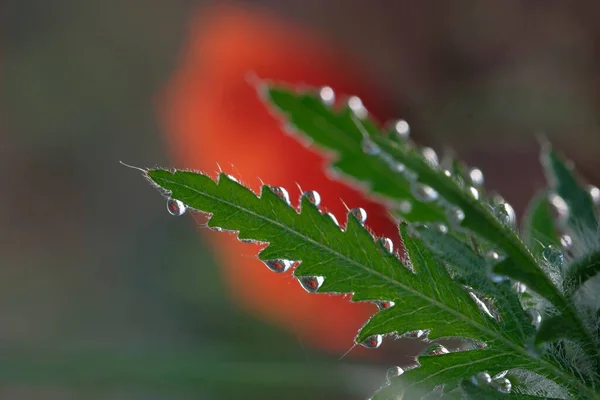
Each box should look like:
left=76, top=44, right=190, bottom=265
left=3, top=0, right=600, bottom=398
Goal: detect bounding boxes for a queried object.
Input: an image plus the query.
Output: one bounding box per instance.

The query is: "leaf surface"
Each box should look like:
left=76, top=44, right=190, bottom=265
left=145, top=169, right=592, bottom=397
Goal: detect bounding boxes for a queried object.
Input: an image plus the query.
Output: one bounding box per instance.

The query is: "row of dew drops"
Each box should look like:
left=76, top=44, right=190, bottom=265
left=321, top=86, right=600, bottom=394
left=165, top=175, right=397, bottom=351
left=163, top=86, right=600, bottom=396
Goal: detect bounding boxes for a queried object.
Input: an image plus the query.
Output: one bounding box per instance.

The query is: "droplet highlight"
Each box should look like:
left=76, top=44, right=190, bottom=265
left=302, top=190, right=321, bottom=207
left=264, top=259, right=294, bottom=273
left=526, top=308, right=542, bottom=329
left=468, top=168, right=484, bottom=187
left=380, top=237, right=394, bottom=253
left=326, top=212, right=340, bottom=227
left=348, top=96, right=367, bottom=119
left=513, top=282, right=527, bottom=294
left=492, top=370, right=508, bottom=380
left=588, top=185, right=600, bottom=205
left=350, top=208, right=367, bottom=224
left=424, top=344, right=449, bottom=356
left=386, top=366, right=404, bottom=382
left=471, top=371, right=492, bottom=386
left=446, top=206, right=465, bottom=227
left=403, top=330, right=427, bottom=339
left=319, top=86, right=335, bottom=106
left=494, top=203, right=516, bottom=229
left=421, top=147, right=439, bottom=167
left=560, top=234, right=573, bottom=251
left=361, top=334, right=383, bottom=349
left=393, top=119, right=410, bottom=140
left=398, top=200, right=412, bottom=214
left=413, top=184, right=439, bottom=202
left=298, top=276, right=324, bottom=293
left=433, top=223, right=448, bottom=234
left=226, top=174, right=239, bottom=183
left=468, top=186, right=480, bottom=200
left=548, top=193, right=569, bottom=226
left=375, top=300, right=396, bottom=310
left=392, top=162, right=406, bottom=173
left=270, top=186, right=291, bottom=205
left=492, top=377, right=512, bottom=393
left=166, top=199, right=187, bottom=216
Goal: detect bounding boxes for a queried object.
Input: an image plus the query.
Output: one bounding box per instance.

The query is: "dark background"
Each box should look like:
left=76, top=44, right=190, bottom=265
left=3, top=1, right=600, bottom=398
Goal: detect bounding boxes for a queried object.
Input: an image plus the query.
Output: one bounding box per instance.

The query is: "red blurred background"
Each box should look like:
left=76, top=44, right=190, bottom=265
left=3, top=1, right=600, bottom=399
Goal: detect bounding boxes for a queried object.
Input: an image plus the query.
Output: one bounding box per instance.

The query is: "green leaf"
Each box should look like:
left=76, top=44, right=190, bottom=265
left=264, top=85, right=569, bottom=314
left=412, top=225, right=532, bottom=339
left=564, top=250, right=600, bottom=295
left=522, top=191, right=560, bottom=259
left=535, top=315, right=571, bottom=346
left=541, top=148, right=598, bottom=236
left=459, top=379, right=562, bottom=400
left=266, top=85, right=447, bottom=223
left=144, top=169, right=593, bottom=398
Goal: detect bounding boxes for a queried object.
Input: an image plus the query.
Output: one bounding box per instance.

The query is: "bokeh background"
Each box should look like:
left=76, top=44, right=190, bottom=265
left=3, top=1, right=600, bottom=399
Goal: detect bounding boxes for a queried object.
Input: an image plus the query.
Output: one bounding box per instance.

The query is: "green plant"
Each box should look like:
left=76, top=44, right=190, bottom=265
left=137, top=80, right=600, bottom=399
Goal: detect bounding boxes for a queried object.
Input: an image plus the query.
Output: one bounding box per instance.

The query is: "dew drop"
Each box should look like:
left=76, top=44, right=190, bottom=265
left=494, top=203, right=516, bottom=229
left=492, top=377, right=512, bottom=394
left=421, top=147, right=439, bottom=167
left=432, top=223, right=448, bottom=234
left=526, top=308, right=542, bottom=329
left=348, top=96, right=367, bottom=119
left=413, top=184, right=439, bottom=202
left=487, top=251, right=500, bottom=261
left=361, top=139, right=380, bottom=155
left=398, top=200, right=412, bottom=214
left=443, top=169, right=452, bottom=178
left=403, top=329, right=427, bottom=339
left=386, top=366, right=404, bottom=382
left=513, top=282, right=527, bottom=294
left=298, top=276, right=324, bottom=293
left=361, top=334, right=383, bottom=349
left=263, top=259, right=294, bottom=273
left=326, top=212, right=340, bottom=227
left=468, top=186, right=480, bottom=200
left=375, top=300, right=396, bottom=310
left=548, top=193, right=569, bottom=226
left=446, top=206, right=465, bottom=227
left=380, top=237, right=394, bottom=253
left=468, top=168, right=485, bottom=187
left=471, top=371, right=492, bottom=386
left=166, top=199, right=187, bottom=216
left=319, top=86, right=335, bottom=106
left=588, top=185, right=600, bottom=205
left=424, top=344, right=449, bottom=356
left=393, top=119, right=410, bottom=140
left=392, top=162, right=406, bottom=173
left=350, top=207, right=367, bottom=224
left=489, top=193, right=505, bottom=206
left=560, top=234, right=573, bottom=251
left=270, top=186, right=291, bottom=205
left=542, top=245, right=564, bottom=267
left=302, top=190, right=321, bottom=207
left=489, top=273, right=508, bottom=283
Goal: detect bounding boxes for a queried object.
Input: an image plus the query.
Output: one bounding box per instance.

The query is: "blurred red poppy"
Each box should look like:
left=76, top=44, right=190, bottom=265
left=160, top=3, right=400, bottom=353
